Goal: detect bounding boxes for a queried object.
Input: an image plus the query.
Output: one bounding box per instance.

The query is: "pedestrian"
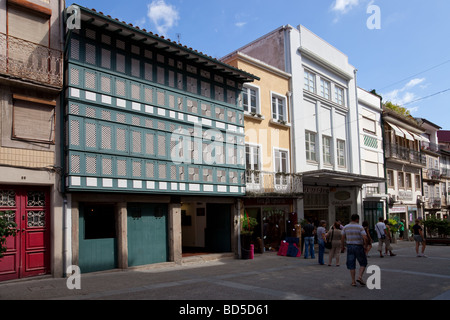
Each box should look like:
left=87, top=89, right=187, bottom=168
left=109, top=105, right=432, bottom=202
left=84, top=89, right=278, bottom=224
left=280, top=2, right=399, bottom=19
left=362, top=221, right=372, bottom=257
left=375, top=217, right=396, bottom=257
left=341, top=214, right=368, bottom=287
left=412, top=219, right=427, bottom=257
left=302, top=218, right=316, bottom=259
left=399, top=219, right=405, bottom=240
left=384, top=220, right=396, bottom=257
left=317, top=220, right=327, bottom=265
left=327, top=221, right=342, bottom=266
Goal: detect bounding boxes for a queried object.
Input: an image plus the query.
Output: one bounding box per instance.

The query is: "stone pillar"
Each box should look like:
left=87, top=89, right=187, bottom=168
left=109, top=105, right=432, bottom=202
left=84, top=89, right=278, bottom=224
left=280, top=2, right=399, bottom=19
left=116, top=202, right=128, bottom=269
left=71, top=201, right=79, bottom=267
left=169, top=203, right=182, bottom=264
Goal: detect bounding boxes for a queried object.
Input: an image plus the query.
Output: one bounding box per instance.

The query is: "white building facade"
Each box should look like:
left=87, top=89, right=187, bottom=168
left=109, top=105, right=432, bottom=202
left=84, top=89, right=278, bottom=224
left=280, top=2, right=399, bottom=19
left=226, top=25, right=383, bottom=225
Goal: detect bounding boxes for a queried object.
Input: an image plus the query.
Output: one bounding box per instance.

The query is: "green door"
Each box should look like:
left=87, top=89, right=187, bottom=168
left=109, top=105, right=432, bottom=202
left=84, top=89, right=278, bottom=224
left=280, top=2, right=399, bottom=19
left=127, top=203, right=168, bottom=267
left=79, top=204, right=118, bottom=273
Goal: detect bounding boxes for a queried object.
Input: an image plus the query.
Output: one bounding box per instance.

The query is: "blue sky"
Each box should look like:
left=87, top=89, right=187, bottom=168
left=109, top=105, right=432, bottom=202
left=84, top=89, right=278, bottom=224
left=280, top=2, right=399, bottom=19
left=72, top=0, right=450, bottom=128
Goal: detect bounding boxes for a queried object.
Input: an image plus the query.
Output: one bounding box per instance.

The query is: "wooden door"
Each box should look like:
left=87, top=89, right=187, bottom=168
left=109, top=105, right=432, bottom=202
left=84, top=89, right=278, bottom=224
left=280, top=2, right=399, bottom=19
left=0, top=188, right=50, bottom=282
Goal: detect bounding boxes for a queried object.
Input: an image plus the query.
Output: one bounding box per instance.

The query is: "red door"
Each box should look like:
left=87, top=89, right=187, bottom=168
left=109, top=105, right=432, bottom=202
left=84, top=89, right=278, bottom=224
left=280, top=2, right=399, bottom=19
left=0, top=187, right=50, bottom=282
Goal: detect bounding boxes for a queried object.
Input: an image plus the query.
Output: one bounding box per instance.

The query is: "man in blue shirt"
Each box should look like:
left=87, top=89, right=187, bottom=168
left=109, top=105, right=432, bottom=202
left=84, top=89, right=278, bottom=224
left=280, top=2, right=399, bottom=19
left=341, top=214, right=368, bottom=287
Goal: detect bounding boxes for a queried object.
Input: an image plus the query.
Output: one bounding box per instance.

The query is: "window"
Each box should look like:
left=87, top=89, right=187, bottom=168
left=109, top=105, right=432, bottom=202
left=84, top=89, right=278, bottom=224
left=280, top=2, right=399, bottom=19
left=415, top=174, right=421, bottom=189
left=242, top=85, right=259, bottom=114
left=398, top=172, right=405, bottom=188
left=337, top=139, right=346, bottom=167
left=304, top=70, right=316, bottom=93
left=274, top=149, right=289, bottom=186
left=272, top=94, right=287, bottom=122
left=246, top=144, right=261, bottom=184
left=305, top=131, right=317, bottom=162
left=406, top=173, right=412, bottom=189
left=388, top=170, right=395, bottom=187
left=322, top=136, right=332, bottom=165
left=335, top=86, right=344, bottom=106
left=362, top=117, right=376, bottom=135
left=320, top=79, right=331, bottom=100
left=12, top=95, right=56, bottom=144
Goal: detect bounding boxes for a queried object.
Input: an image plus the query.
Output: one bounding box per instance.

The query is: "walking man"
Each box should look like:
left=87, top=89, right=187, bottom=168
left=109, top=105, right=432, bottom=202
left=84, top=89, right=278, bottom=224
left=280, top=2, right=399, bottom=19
left=341, top=214, right=368, bottom=287
left=375, top=217, right=396, bottom=257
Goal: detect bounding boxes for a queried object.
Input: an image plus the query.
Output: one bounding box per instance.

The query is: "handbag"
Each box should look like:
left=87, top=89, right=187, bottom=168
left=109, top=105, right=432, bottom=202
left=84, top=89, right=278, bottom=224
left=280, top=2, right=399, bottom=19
left=325, top=228, right=334, bottom=249
left=376, top=224, right=386, bottom=239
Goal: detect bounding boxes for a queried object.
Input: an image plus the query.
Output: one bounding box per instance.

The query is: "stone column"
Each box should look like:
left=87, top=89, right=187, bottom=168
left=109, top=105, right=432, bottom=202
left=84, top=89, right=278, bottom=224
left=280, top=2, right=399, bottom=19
left=169, top=203, right=182, bottom=264
left=116, top=202, right=128, bottom=269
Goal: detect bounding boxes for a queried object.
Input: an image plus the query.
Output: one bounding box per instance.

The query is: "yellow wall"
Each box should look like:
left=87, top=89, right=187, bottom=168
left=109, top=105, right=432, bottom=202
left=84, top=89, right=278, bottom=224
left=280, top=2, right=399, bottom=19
left=226, top=56, right=291, bottom=173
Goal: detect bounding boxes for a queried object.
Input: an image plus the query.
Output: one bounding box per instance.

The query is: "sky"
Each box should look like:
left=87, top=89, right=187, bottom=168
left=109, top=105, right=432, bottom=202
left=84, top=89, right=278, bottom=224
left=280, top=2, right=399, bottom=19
left=71, top=0, right=450, bottom=128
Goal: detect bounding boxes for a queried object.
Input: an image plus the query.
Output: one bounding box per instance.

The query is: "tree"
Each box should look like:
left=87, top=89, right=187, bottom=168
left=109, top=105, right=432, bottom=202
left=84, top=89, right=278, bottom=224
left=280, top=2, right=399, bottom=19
left=0, top=211, right=17, bottom=258
left=383, top=101, right=411, bottom=117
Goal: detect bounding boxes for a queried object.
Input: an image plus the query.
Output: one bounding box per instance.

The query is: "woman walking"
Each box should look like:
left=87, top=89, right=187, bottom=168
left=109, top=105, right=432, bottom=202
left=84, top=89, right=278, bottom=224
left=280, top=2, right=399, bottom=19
left=317, top=220, right=327, bottom=265
left=327, top=221, right=342, bottom=266
left=412, top=219, right=427, bottom=257
left=362, top=221, right=373, bottom=257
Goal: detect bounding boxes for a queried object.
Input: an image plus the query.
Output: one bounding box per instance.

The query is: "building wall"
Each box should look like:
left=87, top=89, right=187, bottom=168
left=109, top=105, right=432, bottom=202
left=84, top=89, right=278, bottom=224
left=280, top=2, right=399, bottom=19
left=0, top=0, right=64, bottom=280
left=224, top=53, right=291, bottom=173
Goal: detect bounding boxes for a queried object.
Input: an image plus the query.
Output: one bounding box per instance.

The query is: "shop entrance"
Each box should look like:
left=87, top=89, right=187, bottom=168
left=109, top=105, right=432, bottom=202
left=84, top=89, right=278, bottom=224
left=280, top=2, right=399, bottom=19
left=78, top=203, right=117, bottom=273
left=363, top=201, right=384, bottom=241
left=336, top=206, right=352, bottom=225
left=181, top=202, right=232, bottom=255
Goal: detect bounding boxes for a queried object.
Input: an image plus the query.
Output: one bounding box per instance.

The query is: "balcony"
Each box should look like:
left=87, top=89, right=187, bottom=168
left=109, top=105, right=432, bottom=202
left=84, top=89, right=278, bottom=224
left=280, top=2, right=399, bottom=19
left=385, top=143, right=426, bottom=166
left=421, top=141, right=440, bottom=154
left=423, top=168, right=441, bottom=181
left=424, top=197, right=442, bottom=210
left=0, top=32, right=62, bottom=89
left=245, top=170, right=303, bottom=197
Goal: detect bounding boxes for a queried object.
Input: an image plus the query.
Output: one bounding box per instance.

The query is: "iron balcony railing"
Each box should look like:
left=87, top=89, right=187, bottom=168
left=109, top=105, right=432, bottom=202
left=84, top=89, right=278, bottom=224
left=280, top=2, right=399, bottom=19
left=423, top=168, right=441, bottom=181
left=245, top=170, right=303, bottom=196
left=0, top=32, right=63, bottom=88
left=423, top=197, right=442, bottom=210
left=421, top=141, right=440, bottom=153
left=385, top=143, right=426, bottom=166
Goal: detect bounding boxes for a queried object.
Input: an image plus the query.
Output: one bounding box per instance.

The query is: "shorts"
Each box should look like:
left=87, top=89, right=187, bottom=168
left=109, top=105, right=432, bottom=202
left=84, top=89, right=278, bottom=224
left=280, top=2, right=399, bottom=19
left=414, top=235, right=423, bottom=243
left=346, top=245, right=367, bottom=270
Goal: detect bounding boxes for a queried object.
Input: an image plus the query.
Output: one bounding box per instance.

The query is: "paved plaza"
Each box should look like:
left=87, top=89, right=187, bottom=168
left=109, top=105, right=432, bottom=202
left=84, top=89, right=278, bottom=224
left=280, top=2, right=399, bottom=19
left=0, top=240, right=449, bottom=302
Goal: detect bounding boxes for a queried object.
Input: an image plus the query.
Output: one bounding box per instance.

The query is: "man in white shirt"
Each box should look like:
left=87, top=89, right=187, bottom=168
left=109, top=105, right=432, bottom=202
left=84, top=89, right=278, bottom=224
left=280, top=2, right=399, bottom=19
left=375, top=217, right=396, bottom=257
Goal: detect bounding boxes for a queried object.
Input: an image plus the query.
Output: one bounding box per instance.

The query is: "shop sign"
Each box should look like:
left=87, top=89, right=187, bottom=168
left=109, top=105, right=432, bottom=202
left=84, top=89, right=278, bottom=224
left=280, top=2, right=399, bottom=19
left=304, top=186, right=330, bottom=194
left=390, top=206, right=407, bottom=213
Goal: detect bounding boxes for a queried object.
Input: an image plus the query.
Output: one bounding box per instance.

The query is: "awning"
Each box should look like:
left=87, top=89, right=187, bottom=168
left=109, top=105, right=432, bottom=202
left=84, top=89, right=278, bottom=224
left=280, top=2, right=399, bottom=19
left=386, top=121, right=405, bottom=138
left=302, top=170, right=386, bottom=187
left=399, top=127, right=415, bottom=141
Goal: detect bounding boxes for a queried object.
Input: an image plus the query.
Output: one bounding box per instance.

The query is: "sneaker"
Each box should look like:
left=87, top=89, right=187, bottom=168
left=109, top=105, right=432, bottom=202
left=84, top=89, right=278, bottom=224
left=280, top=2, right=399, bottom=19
left=422, top=254, right=428, bottom=258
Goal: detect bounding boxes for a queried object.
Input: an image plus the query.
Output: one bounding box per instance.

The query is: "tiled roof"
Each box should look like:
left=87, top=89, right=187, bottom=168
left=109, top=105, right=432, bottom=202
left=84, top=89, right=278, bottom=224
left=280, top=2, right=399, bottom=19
left=71, top=4, right=259, bottom=82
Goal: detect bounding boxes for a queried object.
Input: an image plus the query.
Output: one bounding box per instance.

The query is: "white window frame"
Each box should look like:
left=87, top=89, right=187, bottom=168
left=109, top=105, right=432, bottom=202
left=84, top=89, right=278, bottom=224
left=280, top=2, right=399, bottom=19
left=242, top=84, right=260, bottom=114
left=305, top=131, right=317, bottom=162
left=274, top=148, right=289, bottom=186
left=304, top=70, right=316, bottom=93
left=322, top=135, right=332, bottom=165
left=337, top=139, right=346, bottom=167
left=320, top=79, right=331, bottom=100
left=335, top=86, right=345, bottom=106
left=271, top=92, right=288, bottom=123
left=246, top=143, right=262, bottom=185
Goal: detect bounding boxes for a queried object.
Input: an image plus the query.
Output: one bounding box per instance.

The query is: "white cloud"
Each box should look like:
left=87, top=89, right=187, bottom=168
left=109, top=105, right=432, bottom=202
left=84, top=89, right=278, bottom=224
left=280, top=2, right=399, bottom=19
left=383, top=77, right=426, bottom=107
left=235, top=22, right=247, bottom=28
left=405, top=78, right=425, bottom=89
left=147, top=0, right=180, bottom=36
left=331, top=0, right=360, bottom=14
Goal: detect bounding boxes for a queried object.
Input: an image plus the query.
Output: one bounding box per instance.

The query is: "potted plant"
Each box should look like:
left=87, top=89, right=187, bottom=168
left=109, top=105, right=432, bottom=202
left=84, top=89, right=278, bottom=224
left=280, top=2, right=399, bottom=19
left=0, top=211, right=17, bottom=259
left=241, top=212, right=258, bottom=259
